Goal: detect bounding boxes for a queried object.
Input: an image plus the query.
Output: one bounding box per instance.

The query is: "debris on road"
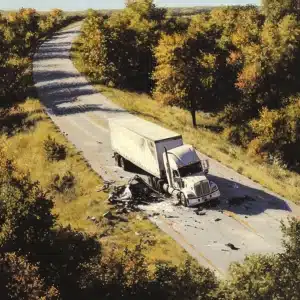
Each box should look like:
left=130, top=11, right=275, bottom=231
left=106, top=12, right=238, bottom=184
left=215, top=218, right=222, bottom=222
left=107, top=175, right=164, bottom=212
left=225, top=243, right=240, bottom=250
left=96, top=180, right=116, bottom=192
left=196, top=211, right=207, bottom=216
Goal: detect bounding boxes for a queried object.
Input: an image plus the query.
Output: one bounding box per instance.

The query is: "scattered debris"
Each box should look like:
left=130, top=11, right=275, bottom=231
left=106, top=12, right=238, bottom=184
left=108, top=175, right=164, bottom=210
left=215, top=218, right=222, bottom=222
left=225, top=243, right=240, bottom=250
left=165, top=215, right=179, bottom=219
left=229, top=183, right=239, bottom=189
left=221, top=249, right=229, bottom=252
left=196, top=211, right=206, bottom=216
left=96, top=180, right=116, bottom=192
left=103, top=211, right=113, bottom=219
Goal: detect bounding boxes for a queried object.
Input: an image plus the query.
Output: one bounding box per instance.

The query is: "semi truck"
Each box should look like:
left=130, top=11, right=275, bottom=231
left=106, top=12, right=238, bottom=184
left=109, top=116, right=220, bottom=207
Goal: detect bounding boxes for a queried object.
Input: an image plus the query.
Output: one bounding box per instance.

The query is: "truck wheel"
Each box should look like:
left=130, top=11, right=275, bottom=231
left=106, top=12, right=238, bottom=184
left=147, top=176, right=154, bottom=187
left=153, top=178, right=160, bottom=192
left=180, top=192, right=187, bottom=207
left=119, top=156, right=127, bottom=171
left=114, top=153, right=120, bottom=166
left=157, top=180, right=164, bottom=193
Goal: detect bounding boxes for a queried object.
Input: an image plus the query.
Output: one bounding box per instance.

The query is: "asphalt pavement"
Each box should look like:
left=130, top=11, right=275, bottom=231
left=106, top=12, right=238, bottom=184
left=33, top=24, right=300, bottom=277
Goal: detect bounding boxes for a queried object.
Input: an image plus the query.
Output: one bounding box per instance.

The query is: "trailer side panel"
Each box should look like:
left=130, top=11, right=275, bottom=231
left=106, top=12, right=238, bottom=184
left=110, top=120, right=161, bottom=178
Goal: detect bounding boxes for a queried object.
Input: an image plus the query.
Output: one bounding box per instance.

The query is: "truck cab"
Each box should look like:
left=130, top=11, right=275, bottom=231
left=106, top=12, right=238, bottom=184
left=163, top=145, right=220, bottom=207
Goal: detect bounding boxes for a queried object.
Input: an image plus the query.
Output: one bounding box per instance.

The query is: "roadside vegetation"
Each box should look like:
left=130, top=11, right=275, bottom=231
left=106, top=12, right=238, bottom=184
left=1, top=4, right=300, bottom=300
left=73, top=0, right=300, bottom=204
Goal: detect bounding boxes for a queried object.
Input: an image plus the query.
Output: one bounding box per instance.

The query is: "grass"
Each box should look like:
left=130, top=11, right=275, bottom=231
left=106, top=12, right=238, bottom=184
left=71, top=38, right=300, bottom=205
left=0, top=98, right=189, bottom=265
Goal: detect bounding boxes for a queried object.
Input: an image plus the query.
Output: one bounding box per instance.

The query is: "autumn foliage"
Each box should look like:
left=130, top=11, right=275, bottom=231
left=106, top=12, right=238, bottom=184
left=0, top=8, right=78, bottom=104
left=79, top=0, right=300, bottom=169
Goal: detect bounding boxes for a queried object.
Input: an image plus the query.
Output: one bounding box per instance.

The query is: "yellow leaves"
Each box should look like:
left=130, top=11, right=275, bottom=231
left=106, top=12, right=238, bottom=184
left=227, top=51, right=242, bottom=65
left=199, top=53, right=217, bottom=69
left=236, top=63, right=260, bottom=90
left=250, top=107, right=282, bottom=137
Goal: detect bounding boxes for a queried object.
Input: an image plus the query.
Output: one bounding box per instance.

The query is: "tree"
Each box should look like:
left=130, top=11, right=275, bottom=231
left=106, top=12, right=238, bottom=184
left=80, top=1, right=166, bottom=91
left=222, top=217, right=300, bottom=300
left=0, top=253, right=59, bottom=300
left=0, top=155, right=55, bottom=255
left=153, top=14, right=233, bottom=127
left=262, top=0, right=299, bottom=21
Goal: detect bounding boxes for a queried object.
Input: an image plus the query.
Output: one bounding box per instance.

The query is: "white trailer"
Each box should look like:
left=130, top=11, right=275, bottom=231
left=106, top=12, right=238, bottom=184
left=109, top=116, right=220, bottom=207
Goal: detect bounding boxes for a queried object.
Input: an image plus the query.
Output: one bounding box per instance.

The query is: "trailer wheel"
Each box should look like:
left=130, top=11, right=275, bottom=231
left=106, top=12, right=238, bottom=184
left=119, top=156, right=127, bottom=171
left=180, top=192, right=187, bottom=207
left=157, top=180, right=164, bottom=193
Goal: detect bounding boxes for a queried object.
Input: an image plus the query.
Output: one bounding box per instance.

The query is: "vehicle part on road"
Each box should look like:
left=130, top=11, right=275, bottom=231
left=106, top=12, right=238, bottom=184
left=119, top=156, right=128, bottom=171
left=107, top=175, right=164, bottom=211
left=225, top=243, right=240, bottom=250
left=109, top=116, right=220, bottom=207
left=196, top=211, right=207, bottom=216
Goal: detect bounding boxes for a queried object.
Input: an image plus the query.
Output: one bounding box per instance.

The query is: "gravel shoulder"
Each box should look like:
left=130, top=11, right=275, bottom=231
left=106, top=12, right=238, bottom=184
left=33, top=24, right=300, bottom=277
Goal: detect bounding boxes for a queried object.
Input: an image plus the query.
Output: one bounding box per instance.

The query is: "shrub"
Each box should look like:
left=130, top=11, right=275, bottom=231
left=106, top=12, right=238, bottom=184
left=222, top=218, right=300, bottom=300
left=0, top=153, right=55, bottom=255
left=51, top=171, right=75, bottom=193
left=222, top=125, right=253, bottom=147
left=44, top=135, right=67, bottom=161
left=0, top=253, right=59, bottom=300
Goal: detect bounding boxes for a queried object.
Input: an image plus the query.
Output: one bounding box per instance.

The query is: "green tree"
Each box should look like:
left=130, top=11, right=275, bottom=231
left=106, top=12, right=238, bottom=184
left=222, top=217, right=300, bottom=300
left=153, top=14, right=234, bottom=127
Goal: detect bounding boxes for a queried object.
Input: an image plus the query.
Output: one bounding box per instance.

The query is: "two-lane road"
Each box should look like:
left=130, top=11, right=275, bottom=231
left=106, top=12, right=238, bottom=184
left=33, top=24, right=300, bottom=276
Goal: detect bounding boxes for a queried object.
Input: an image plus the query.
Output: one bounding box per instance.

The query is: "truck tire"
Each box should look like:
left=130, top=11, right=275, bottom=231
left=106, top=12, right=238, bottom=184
left=114, top=153, right=120, bottom=166
left=157, top=180, right=164, bottom=193
left=180, top=192, right=187, bottom=207
left=119, top=156, right=128, bottom=171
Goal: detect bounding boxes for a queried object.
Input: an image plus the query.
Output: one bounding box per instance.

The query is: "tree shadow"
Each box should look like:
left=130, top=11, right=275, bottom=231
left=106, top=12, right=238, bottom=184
left=131, top=110, right=161, bottom=123
left=203, top=174, right=292, bottom=215
left=0, top=109, right=44, bottom=137
left=197, top=123, right=223, bottom=133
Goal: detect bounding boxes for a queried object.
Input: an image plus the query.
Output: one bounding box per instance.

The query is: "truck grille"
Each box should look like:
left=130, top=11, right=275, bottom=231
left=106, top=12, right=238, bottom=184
left=195, top=181, right=210, bottom=197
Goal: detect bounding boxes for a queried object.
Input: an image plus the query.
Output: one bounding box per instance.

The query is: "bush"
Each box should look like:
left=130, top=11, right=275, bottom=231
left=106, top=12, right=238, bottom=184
left=51, top=171, right=75, bottom=193
left=79, top=242, right=220, bottom=300
left=222, top=218, right=300, bottom=300
left=0, top=153, right=55, bottom=255
left=0, top=253, right=59, bottom=300
left=249, top=103, right=300, bottom=167
left=222, top=125, right=253, bottom=147
left=44, top=135, right=67, bottom=161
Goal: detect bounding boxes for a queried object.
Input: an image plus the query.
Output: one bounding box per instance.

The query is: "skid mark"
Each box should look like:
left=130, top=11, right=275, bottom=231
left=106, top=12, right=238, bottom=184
left=223, top=210, right=264, bottom=239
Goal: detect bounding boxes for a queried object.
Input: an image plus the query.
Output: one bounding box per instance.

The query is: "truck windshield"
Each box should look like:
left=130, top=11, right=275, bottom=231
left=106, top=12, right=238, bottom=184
left=178, top=162, right=202, bottom=177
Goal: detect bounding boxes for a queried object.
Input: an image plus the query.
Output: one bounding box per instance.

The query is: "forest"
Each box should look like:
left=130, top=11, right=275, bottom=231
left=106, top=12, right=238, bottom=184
left=79, top=0, right=300, bottom=171
left=0, top=3, right=300, bottom=299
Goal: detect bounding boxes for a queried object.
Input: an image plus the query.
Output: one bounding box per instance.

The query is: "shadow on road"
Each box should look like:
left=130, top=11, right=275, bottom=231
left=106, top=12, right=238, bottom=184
left=34, top=34, right=126, bottom=116
left=204, top=174, right=291, bottom=215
